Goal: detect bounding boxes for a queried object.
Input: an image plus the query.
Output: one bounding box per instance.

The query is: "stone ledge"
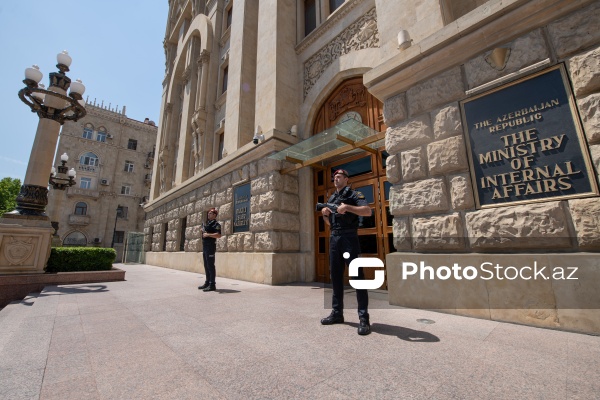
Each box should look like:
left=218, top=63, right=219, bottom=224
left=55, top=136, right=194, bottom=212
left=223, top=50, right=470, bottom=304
left=0, top=268, right=125, bottom=309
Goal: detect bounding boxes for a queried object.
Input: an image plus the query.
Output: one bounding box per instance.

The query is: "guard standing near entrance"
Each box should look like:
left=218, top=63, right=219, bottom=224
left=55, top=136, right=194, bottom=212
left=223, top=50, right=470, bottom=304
left=319, top=169, right=373, bottom=335
left=198, top=208, right=221, bottom=292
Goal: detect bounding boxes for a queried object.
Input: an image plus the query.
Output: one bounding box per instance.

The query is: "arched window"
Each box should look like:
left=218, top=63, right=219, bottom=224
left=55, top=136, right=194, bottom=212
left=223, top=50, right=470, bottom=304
left=83, top=123, right=94, bottom=139
left=80, top=152, right=99, bottom=166
left=63, top=231, right=87, bottom=247
left=74, top=202, right=87, bottom=215
left=97, top=127, right=107, bottom=142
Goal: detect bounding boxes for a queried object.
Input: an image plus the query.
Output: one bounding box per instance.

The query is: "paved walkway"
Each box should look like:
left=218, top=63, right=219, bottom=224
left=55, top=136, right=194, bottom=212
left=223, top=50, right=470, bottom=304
left=0, top=263, right=599, bottom=399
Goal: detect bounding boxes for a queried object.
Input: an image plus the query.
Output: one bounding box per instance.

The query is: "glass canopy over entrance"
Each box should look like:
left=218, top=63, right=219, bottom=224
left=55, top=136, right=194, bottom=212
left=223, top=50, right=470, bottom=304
left=269, top=119, right=385, bottom=174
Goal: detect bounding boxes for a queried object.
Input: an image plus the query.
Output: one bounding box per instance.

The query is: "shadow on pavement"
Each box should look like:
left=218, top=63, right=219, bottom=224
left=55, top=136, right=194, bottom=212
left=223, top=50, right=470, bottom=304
left=214, top=289, right=241, bottom=294
left=38, top=285, right=109, bottom=296
left=347, top=321, right=440, bottom=342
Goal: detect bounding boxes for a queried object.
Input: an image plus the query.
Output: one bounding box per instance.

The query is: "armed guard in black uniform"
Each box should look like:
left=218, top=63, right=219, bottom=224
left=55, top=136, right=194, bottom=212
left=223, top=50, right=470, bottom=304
left=198, top=208, right=222, bottom=292
left=319, top=169, right=373, bottom=335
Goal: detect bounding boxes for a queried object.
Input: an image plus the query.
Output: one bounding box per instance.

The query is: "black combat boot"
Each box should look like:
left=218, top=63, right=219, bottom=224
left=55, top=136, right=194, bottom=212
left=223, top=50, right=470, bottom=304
left=321, top=311, right=344, bottom=325
left=198, top=282, right=210, bottom=290
left=203, top=284, right=216, bottom=292
left=357, top=317, right=371, bottom=335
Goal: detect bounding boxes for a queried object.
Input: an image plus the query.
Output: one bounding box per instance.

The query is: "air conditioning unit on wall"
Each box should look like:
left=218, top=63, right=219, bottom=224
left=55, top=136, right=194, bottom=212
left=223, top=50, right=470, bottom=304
left=100, top=179, right=109, bottom=185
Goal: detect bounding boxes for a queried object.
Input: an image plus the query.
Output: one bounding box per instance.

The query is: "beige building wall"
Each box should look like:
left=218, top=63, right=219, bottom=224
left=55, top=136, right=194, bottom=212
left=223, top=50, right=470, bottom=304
left=47, top=102, right=157, bottom=262
left=145, top=0, right=600, bottom=333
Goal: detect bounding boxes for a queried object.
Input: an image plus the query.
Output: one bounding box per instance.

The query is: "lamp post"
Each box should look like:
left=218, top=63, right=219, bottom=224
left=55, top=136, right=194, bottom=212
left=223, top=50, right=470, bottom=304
left=0, top=51, right=86, bottom=274
left=49, top=152, right=77, bottom=245
left=13, top=50, right=86, bottom=217
left=111, top=205, right=122, bottom=249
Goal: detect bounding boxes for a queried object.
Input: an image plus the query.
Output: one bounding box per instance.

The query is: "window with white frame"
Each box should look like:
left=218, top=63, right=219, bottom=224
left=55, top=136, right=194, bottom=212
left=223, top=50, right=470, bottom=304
left=83, top=124, right=93, bottom=139
left=80, top=177, right=92, bottom=189
left=124, top=160, right=134, bottom=173
left=80, top=152, right=99, bottom=167
left=121, top=185, right=132, bottom=195
left=96, top=127, right=107, bottom=142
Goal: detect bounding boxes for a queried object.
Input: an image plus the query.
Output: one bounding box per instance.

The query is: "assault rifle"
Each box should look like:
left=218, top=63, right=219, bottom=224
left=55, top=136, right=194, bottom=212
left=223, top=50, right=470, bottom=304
left=315, top=203, right=339, bottom=213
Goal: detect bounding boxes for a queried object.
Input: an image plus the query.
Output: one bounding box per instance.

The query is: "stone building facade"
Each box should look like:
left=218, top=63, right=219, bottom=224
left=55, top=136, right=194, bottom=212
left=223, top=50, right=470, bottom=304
left=145, top=0, right=599, bottom=332
left=47, top=102, right=157, bottom=262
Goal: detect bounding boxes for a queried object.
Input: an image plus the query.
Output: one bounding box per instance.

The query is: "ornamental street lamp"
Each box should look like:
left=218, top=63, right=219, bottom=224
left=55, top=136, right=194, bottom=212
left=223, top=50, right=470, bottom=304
left=49, top=152, right=77, bottom=244
left=14, top=50, right=86, bottom=216
left=0, top=51, right=86, bottom=274
left=49, top=153, right=77, bottom=190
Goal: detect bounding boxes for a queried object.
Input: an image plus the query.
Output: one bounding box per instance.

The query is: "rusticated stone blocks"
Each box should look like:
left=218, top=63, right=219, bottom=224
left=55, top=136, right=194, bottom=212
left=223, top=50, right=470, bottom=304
left=432, top=104, right=462, bottom=140
left=427, top=135, right=468, bottom=176
left=407, top=67, right=464, bottom=116
left=390, top=178, right=449, bottom=216
left=401, top=148, right=426, bottom=182
left=568, top=45, right=600, bottom=97
left=386, top=114, right=433, bottom=155
left=547, top=1, right=600, bottom=59
left=465, top=202, right=571, bottom=250
left=569, top=198, right=600, bottom=250
left=412, top=213, right=465, bottom=251
left=577, top=93, right=600, bottom=144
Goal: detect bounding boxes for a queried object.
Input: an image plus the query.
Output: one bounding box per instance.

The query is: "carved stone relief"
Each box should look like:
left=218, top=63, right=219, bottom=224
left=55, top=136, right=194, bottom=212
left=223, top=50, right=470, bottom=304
left=303, top=8, right=379, bottom=99
left=4, top=236, right=34, bottom=266
left=328, top=84, right=367, bottom=121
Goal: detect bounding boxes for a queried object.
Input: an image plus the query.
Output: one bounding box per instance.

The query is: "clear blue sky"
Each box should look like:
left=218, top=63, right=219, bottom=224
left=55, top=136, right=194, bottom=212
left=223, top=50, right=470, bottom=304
left=0, top=1, right=168, bottom=182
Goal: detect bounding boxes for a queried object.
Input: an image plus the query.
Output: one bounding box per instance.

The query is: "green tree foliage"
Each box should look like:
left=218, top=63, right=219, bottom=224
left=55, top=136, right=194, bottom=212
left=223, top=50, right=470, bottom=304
left=0, top=177, right=22, bottom=216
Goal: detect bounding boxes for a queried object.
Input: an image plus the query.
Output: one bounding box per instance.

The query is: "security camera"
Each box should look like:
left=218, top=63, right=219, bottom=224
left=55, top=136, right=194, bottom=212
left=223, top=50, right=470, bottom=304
left=253, top=133, right=264, bottom=145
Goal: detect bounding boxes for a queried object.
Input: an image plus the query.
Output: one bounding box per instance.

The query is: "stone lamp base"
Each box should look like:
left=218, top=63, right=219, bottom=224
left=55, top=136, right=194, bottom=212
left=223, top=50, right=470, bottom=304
left=0, top=214, right=53, bottom=274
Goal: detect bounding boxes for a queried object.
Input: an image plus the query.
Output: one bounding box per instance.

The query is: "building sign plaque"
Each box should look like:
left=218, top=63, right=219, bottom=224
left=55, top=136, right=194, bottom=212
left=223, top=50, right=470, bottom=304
left=460, top=64, right=598, bottom=208
left=233, top=183, right=251, bottom=233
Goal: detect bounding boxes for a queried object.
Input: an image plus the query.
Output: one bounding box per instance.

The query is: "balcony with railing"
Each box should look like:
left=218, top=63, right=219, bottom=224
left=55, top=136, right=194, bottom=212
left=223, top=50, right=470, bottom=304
left=77, top=164, right=98, bottom=173
left=67, top=187, right=100, bottom=199
left=68, top=214, right=91, bottom=226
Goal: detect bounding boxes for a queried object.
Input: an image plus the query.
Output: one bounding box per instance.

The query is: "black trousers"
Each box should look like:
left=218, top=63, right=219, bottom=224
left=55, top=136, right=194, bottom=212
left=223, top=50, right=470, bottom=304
left=329, top=234, right=369, bottom=319
left=202, top=242, right=216, bottom=285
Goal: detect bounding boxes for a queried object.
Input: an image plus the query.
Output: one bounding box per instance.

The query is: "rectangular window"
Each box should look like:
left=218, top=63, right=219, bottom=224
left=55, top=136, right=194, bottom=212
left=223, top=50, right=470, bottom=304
left=329, top=0, right=345, bottom=14
left=305, top=0, right=317, bottom=36
left=127, top=139, right=138, bottom=151
left=80, top=177, right=92, bottom=189
left=217, top=133, right=224, bottom=161
left=96, top=132, right=107, bottom=142
left=121, top=185, right=131, bottom=195
left=83, top=128, right=93, bottom=139
left=124, top=161, right=134, bottom=172
left=179, top=217, right=187, bottom=251
left=119, top=206, right=128, bottom=219
left=113, top=230, right=124, bottom=244
left=162, top=223, right=168, bottom=251
left=222, top=66, right=228, bottom=94
left=226, top=6, right=233, bottom=28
